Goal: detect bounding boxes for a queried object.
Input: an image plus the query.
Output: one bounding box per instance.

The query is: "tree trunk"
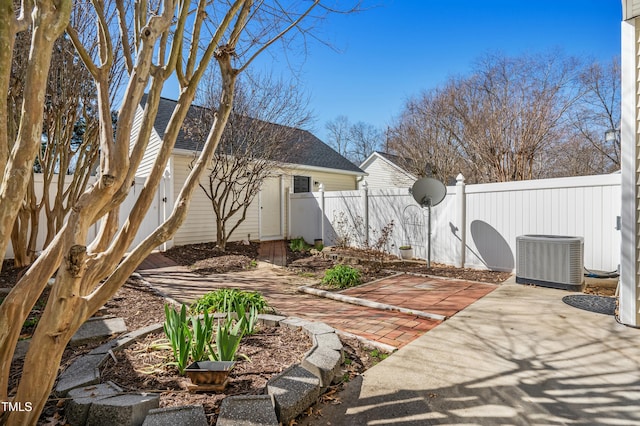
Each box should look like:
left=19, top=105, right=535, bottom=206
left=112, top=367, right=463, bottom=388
left=10, top=177, right=39, bottom=267
left=5, top=280, right=88, bottom=425
left=0, top=0, right=17, bottom=187
left=217, top=214, right=226, bottom=251
left=0, top=235, right=63, bottom=403
left=10, top=210, right=29, bottom=267
left=0, top=0, right=71, bottom=264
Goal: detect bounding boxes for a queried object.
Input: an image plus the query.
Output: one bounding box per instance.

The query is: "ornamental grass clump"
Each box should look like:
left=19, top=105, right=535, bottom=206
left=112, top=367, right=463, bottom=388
left=322, top=264, right=361, bottom=289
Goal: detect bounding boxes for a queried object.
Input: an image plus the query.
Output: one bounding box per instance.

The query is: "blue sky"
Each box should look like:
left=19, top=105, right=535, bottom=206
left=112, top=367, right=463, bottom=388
left=165, top=1, right=623, bottom=141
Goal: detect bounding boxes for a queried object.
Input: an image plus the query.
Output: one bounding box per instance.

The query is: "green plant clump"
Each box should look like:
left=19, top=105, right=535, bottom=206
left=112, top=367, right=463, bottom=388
left=191, top=288, right=268, bottom=315
left=190, top=309, right=214, bottom=362
left=164, top=304, right=192, bottom=374
left=289, top=237, right=311, bottom=252
left=322, top=264, right=361, bottom=289
left=211, top=316, right=244, bottom=361
left=164, top=303, right=251, bottom=370
left=370, top=349, right=389, bottom=361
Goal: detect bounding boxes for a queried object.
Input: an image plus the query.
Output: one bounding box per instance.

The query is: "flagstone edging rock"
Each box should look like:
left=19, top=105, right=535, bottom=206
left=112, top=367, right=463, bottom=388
left=298, top=285, right=448, bottom=321
left=60, top=314, right=350, bottom=425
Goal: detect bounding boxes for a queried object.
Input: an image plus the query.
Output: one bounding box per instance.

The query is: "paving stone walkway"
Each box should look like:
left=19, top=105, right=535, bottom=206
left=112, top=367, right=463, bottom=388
left=137, top=242, right=497, bottom=349
left=341, top=274, right=496, bottom=318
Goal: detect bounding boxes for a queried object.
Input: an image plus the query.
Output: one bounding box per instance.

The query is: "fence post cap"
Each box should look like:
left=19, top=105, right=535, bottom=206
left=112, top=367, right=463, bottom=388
left=318, top=183, right=325, bottom=192
left=456, top=173, right=465, bottom=184
left=361, top=181, right=368, bottom=190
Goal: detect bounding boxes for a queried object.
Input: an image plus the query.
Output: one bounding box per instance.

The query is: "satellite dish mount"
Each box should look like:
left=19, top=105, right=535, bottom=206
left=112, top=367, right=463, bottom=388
left=410, top=178, right=446, bottom=268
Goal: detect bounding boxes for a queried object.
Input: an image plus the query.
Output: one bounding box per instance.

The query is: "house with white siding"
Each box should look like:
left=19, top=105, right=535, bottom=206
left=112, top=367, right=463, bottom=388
left=618, top=0, right=640, bottom=326
left=358, top=151, right=417, bottom=190
left=132, top=95, right=365, bottom=248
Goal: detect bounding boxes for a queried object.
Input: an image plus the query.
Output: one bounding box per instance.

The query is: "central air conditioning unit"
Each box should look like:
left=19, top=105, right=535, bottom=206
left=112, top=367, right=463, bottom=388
left=516, top=235, right=584, bottom=291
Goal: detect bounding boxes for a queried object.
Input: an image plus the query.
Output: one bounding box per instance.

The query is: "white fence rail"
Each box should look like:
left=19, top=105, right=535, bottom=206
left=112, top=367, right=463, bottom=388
left=5, top=175, right=167, bottom=259
left=289, top=173, right=621, bottom=272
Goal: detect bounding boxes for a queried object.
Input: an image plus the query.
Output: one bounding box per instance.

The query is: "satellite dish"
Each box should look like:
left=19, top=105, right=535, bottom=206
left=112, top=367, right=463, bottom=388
left=411, top=178, right=446, bottom=208
left=409, top=177, right=446, bottom=268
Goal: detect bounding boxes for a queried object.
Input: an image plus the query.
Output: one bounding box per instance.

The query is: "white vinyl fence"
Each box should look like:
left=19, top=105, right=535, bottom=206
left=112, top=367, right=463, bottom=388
left=289, top=173, right=621, bottom=272
left=5, top=174, right=168, bottom=259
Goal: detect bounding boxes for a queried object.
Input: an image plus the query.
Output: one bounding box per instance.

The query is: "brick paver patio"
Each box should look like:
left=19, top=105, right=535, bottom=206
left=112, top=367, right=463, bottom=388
left=137, top=242, right=497, bottom=349
left=341, top=274, right=497, bottom=318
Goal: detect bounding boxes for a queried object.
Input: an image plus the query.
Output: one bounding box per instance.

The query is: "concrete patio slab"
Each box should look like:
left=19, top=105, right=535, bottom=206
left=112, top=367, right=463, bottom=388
left=302, top=279, right=640, bottom=425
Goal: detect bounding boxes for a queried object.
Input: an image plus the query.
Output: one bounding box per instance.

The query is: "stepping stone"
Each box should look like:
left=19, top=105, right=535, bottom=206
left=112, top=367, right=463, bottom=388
left=217, top=395, right=278, bottom=426
left=55, top=354, right=107, bottom=396
left=314, top=332, right=343, bottom=352
left=143, top=405, right=207, bottom=426
left=71, top=317, right=127, bottom=346
left=89, top=322, right=164, bottom=355
left=279, top=317, right=311, bottom=330
left=257, top=314, right=286, bottom=327
left=301, top=345, right=342, bottom=387
left=86, top=393, right=159, bottom=426
left=65, top=382, right=122, bottom=426
left=267, top=365, right=320, bottom=424
left=302, top=321, right=335, bottom=336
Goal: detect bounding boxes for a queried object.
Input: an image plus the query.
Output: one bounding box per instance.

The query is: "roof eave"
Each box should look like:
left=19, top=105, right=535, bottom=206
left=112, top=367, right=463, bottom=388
left=172, top=148, right=366, bottom=176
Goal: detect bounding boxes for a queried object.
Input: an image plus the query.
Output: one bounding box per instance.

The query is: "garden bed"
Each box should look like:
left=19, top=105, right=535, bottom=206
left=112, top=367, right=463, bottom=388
left=164, top=241, right=259, bottom=273
left=99, top=326, right=312, bottom=423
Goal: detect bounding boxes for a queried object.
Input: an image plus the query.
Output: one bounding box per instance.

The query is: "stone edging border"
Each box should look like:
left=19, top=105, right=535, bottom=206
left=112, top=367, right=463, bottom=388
left=298, top=285, right=447, bottom=321
left=56, top=313, right=382, bottom=425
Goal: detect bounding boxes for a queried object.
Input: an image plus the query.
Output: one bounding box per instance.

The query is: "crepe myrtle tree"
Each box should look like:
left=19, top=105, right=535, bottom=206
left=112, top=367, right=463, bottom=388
left=0, top=1, right=358, bottom=424
left=8, top=21, right=118, bottom=267
left=187, top=73, right=312, bottom=250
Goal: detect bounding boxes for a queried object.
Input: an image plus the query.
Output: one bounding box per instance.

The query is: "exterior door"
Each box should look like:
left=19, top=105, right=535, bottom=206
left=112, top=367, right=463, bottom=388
left=260, top=176, right=283, bottom=240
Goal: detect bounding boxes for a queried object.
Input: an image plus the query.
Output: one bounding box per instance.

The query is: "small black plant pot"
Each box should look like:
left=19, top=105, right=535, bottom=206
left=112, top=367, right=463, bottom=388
left=185, top=361, right=235, bottom=391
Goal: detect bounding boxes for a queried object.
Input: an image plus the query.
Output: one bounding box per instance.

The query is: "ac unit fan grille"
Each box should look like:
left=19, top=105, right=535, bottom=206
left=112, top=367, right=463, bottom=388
left=516, top=235, right=584, bottom=290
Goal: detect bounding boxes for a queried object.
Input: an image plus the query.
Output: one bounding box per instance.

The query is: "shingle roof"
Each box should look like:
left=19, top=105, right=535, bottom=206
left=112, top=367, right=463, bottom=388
left=141, top=95, right=364, bottom=174
left=376, top=151, right=411, bottom=170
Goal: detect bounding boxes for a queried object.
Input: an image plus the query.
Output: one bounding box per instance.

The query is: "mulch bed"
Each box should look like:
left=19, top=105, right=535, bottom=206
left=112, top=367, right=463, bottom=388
left=100, top=327, right=313, bottom=424
left=99, top=276, right=169, bottom=329
left=384, top=262, right=512, bottom=284
left=1, top=246, right=382, bottom=425
left=0, top=259, right=24, bottom=289
left=286, top=247, right=512, bottom=285
left=164, top=241, right=259, bottom=273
